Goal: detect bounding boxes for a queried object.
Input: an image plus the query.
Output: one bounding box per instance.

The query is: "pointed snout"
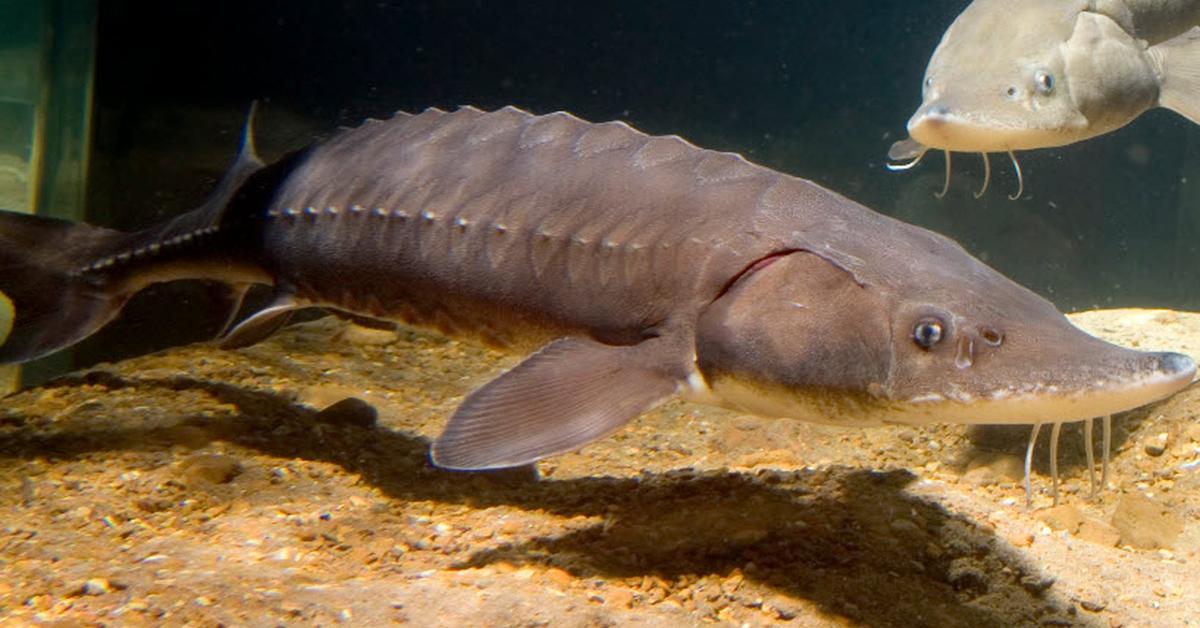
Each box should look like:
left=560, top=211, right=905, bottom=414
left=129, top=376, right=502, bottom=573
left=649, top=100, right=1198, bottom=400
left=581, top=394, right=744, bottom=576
left=1158, top=352, right=1196, bottom=378
left=906, top=102, right=995, bottom=152
left=1002, top=347, right=1196, bottom=424
left=1098, top=349, right=1197, bottom=417
left=906, top=98, right=1084, bottom=153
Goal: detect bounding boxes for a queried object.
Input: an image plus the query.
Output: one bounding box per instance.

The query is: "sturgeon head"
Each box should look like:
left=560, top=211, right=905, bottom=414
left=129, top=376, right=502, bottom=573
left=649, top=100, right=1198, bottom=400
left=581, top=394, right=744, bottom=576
left=693, top=225, right=1195, bottom=428
left=894, top=0, right=1200, bottom=158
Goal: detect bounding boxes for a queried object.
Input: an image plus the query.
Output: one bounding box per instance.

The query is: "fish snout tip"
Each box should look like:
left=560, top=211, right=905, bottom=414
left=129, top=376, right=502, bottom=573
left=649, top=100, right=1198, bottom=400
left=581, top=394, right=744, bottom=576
left=923, top=105, right=951, bottom=118
left=1158, top=352, right=1196, bottom=381
left=907, top=104, right=951, bottom=129
left=906, top=104, right=956, bottom=148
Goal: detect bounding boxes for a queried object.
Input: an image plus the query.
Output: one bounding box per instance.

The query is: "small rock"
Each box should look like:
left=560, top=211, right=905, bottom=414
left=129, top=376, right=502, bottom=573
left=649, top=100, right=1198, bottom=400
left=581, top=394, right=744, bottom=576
left=946, top=558, right=987, bottom=592
left=1079, top=598, right=1107, bottom=612
left=314, top=397, right=377, bottom=429
left=1111, top=492, right=1184, bottom=550
left=1077, top=519, right=1120, bottom=547
left=543, top=567, right=572, bottom=588
left=1144, top=432, right=1170, bottom=457
left=988, top=455, right=1025, bottom=481
left=605, top=587, right=634, bottom=609
left=176, top=454, right=242, bottom=485
left=81, top=578, right=110, bottom=596
left=963, top=454, right=1024, bottom=485
left=767, top=595, right=800, bottom=620
left=514, top=568, right=536, bottom=580
left=889, top=518, right=922, bottom=538
left=960, top=466, right=1000, bottom=486
left=1037, top=504, right=1083, bottom=533
left=341, top=324, right=399, bottom=346
left=1005, top=532, right=1034, bottom=548
left=1019, top=573, right=1056, bottom=594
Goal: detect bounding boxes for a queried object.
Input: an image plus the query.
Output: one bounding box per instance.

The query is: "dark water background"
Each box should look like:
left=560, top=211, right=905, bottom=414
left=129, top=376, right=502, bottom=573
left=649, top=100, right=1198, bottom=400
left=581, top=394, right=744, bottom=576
left=78, top=0, right=1200, bottom=365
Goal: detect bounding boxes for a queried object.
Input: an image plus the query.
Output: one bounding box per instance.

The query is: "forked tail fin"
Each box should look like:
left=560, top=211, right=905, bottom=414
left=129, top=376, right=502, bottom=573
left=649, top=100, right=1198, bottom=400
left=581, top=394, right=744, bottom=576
left=0, top=103, right=279, bottom=365
left=0, top=210, right=131, bottom=363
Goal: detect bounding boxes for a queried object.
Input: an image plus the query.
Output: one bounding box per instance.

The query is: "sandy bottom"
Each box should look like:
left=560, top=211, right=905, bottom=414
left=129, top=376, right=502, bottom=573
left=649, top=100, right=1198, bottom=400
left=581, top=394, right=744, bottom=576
left=2, top=309, right=1199, bottom=627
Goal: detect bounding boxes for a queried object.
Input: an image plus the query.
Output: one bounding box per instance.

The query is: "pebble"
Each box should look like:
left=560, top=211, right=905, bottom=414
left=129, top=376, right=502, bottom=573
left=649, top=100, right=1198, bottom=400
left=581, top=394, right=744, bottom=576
left=341, top=324, right=399, bottom=346
left=543, top=568, right=572, bottom=588
left=1019, top=573, right=1056, bottom=594
left=1111, top=492, right=1184, bottom=550
left=81, top=578, right=110, bottom=596
left=314, top=397, right=378, bottom=429
left=766, top=595, right=800, bottom=620
left=605, top=587, right=634, bottom=608
left=1077, top=519, right=1120, bottom=547
left=1144, top=432, right=1170, bottom=457
left=889, top=518, right=922, bottom=538
left=946, top=558, right=987, bottom=591
left=176, top=453, right=242, bottom=485
left=1037, top=505, right=1083, bottom=533
left=1006, top=532, right=1034, bottom=548
left=962, top=454, right=1024, bottom=486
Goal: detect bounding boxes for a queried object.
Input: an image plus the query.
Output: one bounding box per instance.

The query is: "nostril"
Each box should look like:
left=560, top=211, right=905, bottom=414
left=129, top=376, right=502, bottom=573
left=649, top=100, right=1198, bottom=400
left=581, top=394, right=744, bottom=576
left=1160, top=352, right=1196, bottom=376
left=979, top=326, right=1003, bottom=346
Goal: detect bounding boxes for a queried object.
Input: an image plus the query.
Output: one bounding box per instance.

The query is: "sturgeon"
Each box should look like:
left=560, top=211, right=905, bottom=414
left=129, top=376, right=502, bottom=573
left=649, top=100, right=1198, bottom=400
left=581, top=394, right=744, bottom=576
left=890, top=0, right=1200, bottom=197
left=0, top=106, right=1193, bottom=480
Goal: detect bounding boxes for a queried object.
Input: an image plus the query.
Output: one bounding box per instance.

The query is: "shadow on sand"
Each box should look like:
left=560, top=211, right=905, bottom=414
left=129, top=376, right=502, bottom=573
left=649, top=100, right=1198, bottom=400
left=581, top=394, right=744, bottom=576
left=0, top=370, right=1095, bottom=627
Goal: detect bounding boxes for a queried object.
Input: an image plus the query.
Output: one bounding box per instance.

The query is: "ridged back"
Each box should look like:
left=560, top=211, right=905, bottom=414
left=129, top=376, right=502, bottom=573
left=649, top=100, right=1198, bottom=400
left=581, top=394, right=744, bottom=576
left=259, top=106, right=793, bottom=343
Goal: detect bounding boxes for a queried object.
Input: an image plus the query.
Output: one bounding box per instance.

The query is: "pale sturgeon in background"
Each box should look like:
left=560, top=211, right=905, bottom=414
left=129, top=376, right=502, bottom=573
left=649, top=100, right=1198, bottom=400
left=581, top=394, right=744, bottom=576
left=889, top=0, right=1200, bottom=199
left=0, top=106, right=1193, bottom=505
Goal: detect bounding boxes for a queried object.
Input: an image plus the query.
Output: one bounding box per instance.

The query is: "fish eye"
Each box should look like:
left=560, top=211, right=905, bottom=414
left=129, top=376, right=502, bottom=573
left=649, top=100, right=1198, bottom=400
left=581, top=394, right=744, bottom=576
left=1005, top=86, right=1018, bottom=98
left=924, top=77, right=933, bottom=88
left=912, top=318, right=945, bottom=350
left=1034, top=70, right=1054, bottom=94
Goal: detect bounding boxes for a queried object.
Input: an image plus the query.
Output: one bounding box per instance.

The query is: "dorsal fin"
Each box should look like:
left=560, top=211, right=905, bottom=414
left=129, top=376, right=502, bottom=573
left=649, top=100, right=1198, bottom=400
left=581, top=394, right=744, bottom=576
left=195, top=101, right=267, bottom=223
left=118, top=102, right=273, bottom=251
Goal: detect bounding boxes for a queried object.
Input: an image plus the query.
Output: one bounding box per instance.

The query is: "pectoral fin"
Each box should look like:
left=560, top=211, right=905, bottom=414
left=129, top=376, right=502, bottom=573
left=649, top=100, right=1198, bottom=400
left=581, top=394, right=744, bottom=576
left=219, top=292, right=300, bottom=349
left=1153, top=27, right=1200, bottom=124
left=430, top=336, right=680, bottom=470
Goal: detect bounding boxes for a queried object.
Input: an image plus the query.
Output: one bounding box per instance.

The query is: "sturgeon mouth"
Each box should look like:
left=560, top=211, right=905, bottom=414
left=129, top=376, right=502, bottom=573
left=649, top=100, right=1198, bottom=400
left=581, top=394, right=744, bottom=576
left=896, top=351, right=1196, bottom=425
left=696, top=352, right=1196, bottom=429
left=906, top=104, right=1079, bottom=152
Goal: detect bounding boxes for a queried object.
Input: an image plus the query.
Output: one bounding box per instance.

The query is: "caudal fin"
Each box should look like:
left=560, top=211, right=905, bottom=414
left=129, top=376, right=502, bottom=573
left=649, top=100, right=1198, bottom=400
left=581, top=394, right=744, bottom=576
left=1153, top=27, right=1200, bottom=124
left=0, top=210, right=130, bottom=363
